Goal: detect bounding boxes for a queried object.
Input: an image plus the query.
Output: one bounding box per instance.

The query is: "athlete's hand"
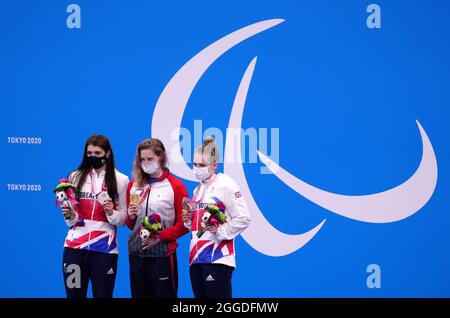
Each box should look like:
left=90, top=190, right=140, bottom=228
left=61, top=206, right=76, bottom=221
left=205, top=224, right=219, bottom=234
left=103, top=198, right=114, bottom=216
left=142, top=236, right=160, bottom=250
left=182, top=208, right=191, bottom=225
left=128, top=203, right=139, bottom=220
left=182, top=197, right=192, bottom=225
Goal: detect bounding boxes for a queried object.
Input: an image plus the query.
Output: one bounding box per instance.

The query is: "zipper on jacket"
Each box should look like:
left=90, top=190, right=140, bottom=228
left=87, top=173, right=99, bottom=251
left=87, top=195, right=97, bottom=250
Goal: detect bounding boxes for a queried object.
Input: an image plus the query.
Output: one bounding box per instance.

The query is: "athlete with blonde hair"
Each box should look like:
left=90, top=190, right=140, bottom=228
left=182, top=136, right=251, bottom=298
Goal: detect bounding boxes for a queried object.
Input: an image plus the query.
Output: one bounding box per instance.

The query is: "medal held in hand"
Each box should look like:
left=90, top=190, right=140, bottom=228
left=129, top=189, right=142, bottom=221
left=130, top=193, right=140, bottom=205
left=97, top=191, right=110, bottom=205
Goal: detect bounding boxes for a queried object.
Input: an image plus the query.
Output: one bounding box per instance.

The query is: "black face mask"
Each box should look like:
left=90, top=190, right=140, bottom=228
left=88, top=156, right=106, bottom=169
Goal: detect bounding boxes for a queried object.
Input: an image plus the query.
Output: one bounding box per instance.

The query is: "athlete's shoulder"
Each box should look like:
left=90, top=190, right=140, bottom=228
left=114, top=169, right=130, bottom=184
left=68, top=170, right=81, bottom=183
left=216, top=173, right=240, bottom=191
left=166, top=172, right=187, bottom=190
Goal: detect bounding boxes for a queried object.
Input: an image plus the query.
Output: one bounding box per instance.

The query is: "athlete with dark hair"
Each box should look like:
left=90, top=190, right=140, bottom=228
left=61, top=134, right=129, bottom=298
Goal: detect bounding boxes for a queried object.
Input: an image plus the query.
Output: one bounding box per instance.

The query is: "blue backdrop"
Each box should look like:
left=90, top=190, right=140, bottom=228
left=0, top=0, right=449, bottom=297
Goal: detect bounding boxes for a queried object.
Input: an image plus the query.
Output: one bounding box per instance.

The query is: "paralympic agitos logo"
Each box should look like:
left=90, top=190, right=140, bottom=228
left=151, top=19, right=438, bottom=257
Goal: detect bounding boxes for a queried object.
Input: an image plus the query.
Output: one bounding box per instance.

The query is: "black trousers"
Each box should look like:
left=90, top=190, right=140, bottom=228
left=190, top=263, right=234, bottom=298
left=129, top=253, right=178, bottom=298
left=62, top=247, right=118, bottom=298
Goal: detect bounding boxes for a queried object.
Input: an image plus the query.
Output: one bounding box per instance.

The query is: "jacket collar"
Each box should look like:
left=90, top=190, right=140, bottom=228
left=90, top=168, right=106, bottom=178
left=156, top=169, right=170, bottom=182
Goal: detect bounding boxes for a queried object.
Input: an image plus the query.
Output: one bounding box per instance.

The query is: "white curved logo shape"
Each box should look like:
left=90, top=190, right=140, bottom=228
left=152, top=19, right=324, bottom=256
left=258, top=120, right=438, bottom=223
left=224, top=57, right=326, bottom=256
left=152, top=19, right=438, bottom=256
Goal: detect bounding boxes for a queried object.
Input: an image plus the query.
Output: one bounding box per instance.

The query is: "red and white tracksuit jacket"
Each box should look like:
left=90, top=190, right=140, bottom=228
left=64, top=169, right=129, bottom=254
left=125, top=169, right=189, bottom=257
left=185, top=173, right=251, bottom=268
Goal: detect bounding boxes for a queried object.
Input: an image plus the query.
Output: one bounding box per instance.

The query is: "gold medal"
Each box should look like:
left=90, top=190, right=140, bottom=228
left=130, top=193, right=140, bottom=205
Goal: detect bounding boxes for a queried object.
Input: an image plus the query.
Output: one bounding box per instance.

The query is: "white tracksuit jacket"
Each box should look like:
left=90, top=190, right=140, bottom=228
left=185, top=173, right=251, bottom=268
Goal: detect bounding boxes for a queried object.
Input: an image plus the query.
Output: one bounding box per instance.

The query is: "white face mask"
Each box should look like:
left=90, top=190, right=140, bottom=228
left=141, top=162, right=159, bottom=176
left=193, top=166, right=211, bottom=181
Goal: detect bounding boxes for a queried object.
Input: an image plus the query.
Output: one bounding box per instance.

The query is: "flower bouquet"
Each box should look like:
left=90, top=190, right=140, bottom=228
left=139, top=213, right=163, bottom=240
left=54, top=178, right=78, bottom=220
left=197, top=204, right=227, bottom=238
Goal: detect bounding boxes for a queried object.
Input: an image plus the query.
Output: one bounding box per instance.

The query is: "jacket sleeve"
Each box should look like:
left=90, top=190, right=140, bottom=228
left=159, top=177, right=190, bottom=241
left=65, top=210, right=79, bottom=227
left=214, top=179, right=251, bottom=241
left=183, top=221, right=192, bottom=231
left=106, top=174, right=129, bottom=226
